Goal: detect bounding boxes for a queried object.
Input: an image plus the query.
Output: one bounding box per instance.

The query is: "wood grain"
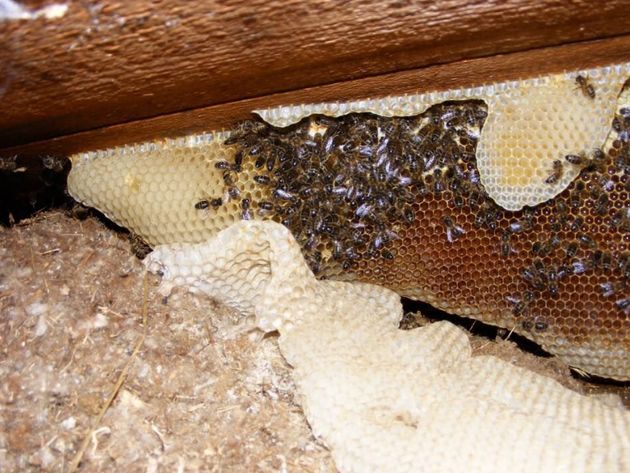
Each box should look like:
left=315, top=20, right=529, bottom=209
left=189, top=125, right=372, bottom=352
left=2, top=0, right=630, bottom=148
left=3, top=34, right=630, bottom=162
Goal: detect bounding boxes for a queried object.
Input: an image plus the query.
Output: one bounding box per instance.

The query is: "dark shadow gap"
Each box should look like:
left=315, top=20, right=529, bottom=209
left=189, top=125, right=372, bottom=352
left=401, top=297, right=629, bottom=388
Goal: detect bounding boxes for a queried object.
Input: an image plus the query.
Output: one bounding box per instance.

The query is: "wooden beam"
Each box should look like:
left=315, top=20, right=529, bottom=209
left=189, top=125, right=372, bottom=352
left=2, top=0, right=630, bottom=148
left=3, top=34, right=630, bottom=161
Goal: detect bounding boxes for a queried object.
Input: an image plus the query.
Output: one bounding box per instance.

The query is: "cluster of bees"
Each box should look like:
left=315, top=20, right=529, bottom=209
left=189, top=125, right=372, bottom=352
left=204, top=101, right=489, bottom=274
left=193, top=88, right=629, bottom=343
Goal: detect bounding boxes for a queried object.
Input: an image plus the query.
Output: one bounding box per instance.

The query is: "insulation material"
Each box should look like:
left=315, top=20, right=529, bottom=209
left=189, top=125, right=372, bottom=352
left=0, top=213, right=336, bottom=472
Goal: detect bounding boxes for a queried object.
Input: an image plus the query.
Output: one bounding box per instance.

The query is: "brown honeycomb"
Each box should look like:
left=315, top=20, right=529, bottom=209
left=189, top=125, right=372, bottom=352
left=68, top=79, right=630, bottom=380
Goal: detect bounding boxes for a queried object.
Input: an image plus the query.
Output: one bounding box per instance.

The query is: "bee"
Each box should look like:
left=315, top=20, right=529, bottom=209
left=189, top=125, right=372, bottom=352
left=308, top=254, right=322, bottom=275
left=345, top=247, right=360, bottom=261
left=210, top=198, right=223, bottom=208
left=577, top=233, right=596, bottom=248
left=522, top=262, right=546, bottom=290
left=355, top=202, right=372, bottom=218
left=0, top=155, right=17, bottom=172
left=570, top=181, right=585, bottom=208
left=273, top=188, right=295, bottom=201
left=483, top=206, right=499, bottom=231
left=443, top=215, right=465, bottom=243
left=222, top=172, right=235, bottom=186
left=595, top=193, right=609, bottom=215
left=253, top=175, right=271, bottom=185
left=303, top=234, right=317, bottom=251
left=233, top=151, right=243, bottom=172
left=324, top=133, right=338, bottom=153
left=424, top=151, right=437, bottom=172
left=42, top=155, right=66, bottom=172
left=591, top=148, right=606, bottom=162
left=611, top=208, right=628, bottom=230
left=534, top=318, right=549, bottom=331
left=370, top=233, right=384, bottom=252
left=555, top=199, right=568, bottom=218
left=616, top=298, right=630, bottom=314
left=500, top=231, right=515, bottom=257
left=600, top=282, right=616, bottom=297
left=544, top=160, right=563, bottom=185
left=214, top=161, right=231, bottom=170
left=602, top=252, right=612, bottom=271
left=332, top=240, right=343, bottom=260
left=531, top=241, right=543, bottom=255
left=508, top=221, right=524, bottom=234
left=194, top=200, right=209, bottom=210
left=583, top=148, right=607, bottom=173
left=509, top=291, right=535, bottom=316
left=227, top=186, right=240, bottom=200
left=575, top=74, right=596, bottom=99
left=382, top=250, right=395, bottom=260
left=565, top=153, right=587, bottom=166
left=532, top=236, right=559, bottom=258
left=570, top=216, right=584, bottom=232
left=565, top=241, right=578, bottom=258
left=521, top=320, right=534, bottom=331
left=591, top=250, right=604, bottom=268
left=433, top=169, right=445, bottom=193
left=266, top=155, right=276, bottom=172
left=246, top=143, right=262, bottom=156
left=403, top=207, right=415, bottom=224
left=321, top=223, right=338, bottom=237
left=129, top=233, right=153, bottom=260
left=571, top=259, right=589, bottom=274
left=547, top=268, right=560, bottom=297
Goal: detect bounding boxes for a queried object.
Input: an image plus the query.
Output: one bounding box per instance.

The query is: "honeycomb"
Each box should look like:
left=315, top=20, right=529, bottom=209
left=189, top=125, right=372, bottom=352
left=68, top=135, right=247, bottom=245
left=256, top=63, right=630, bottom=210
left=68, top=65, right=630, bottom=380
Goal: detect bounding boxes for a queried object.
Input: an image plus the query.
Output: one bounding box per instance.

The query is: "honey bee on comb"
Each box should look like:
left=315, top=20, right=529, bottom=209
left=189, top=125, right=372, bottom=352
left=575, top=74, right=596, bottom=100
left=194, top=199, right=209, bottom=210
left=544, top=160, right=564, bottom=185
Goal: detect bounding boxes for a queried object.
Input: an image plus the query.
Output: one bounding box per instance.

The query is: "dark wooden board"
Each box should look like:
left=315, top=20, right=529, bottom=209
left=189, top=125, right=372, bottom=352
left=3, top=0, right=630, bottom=147
left=3, top=34, right=630, bottom=161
